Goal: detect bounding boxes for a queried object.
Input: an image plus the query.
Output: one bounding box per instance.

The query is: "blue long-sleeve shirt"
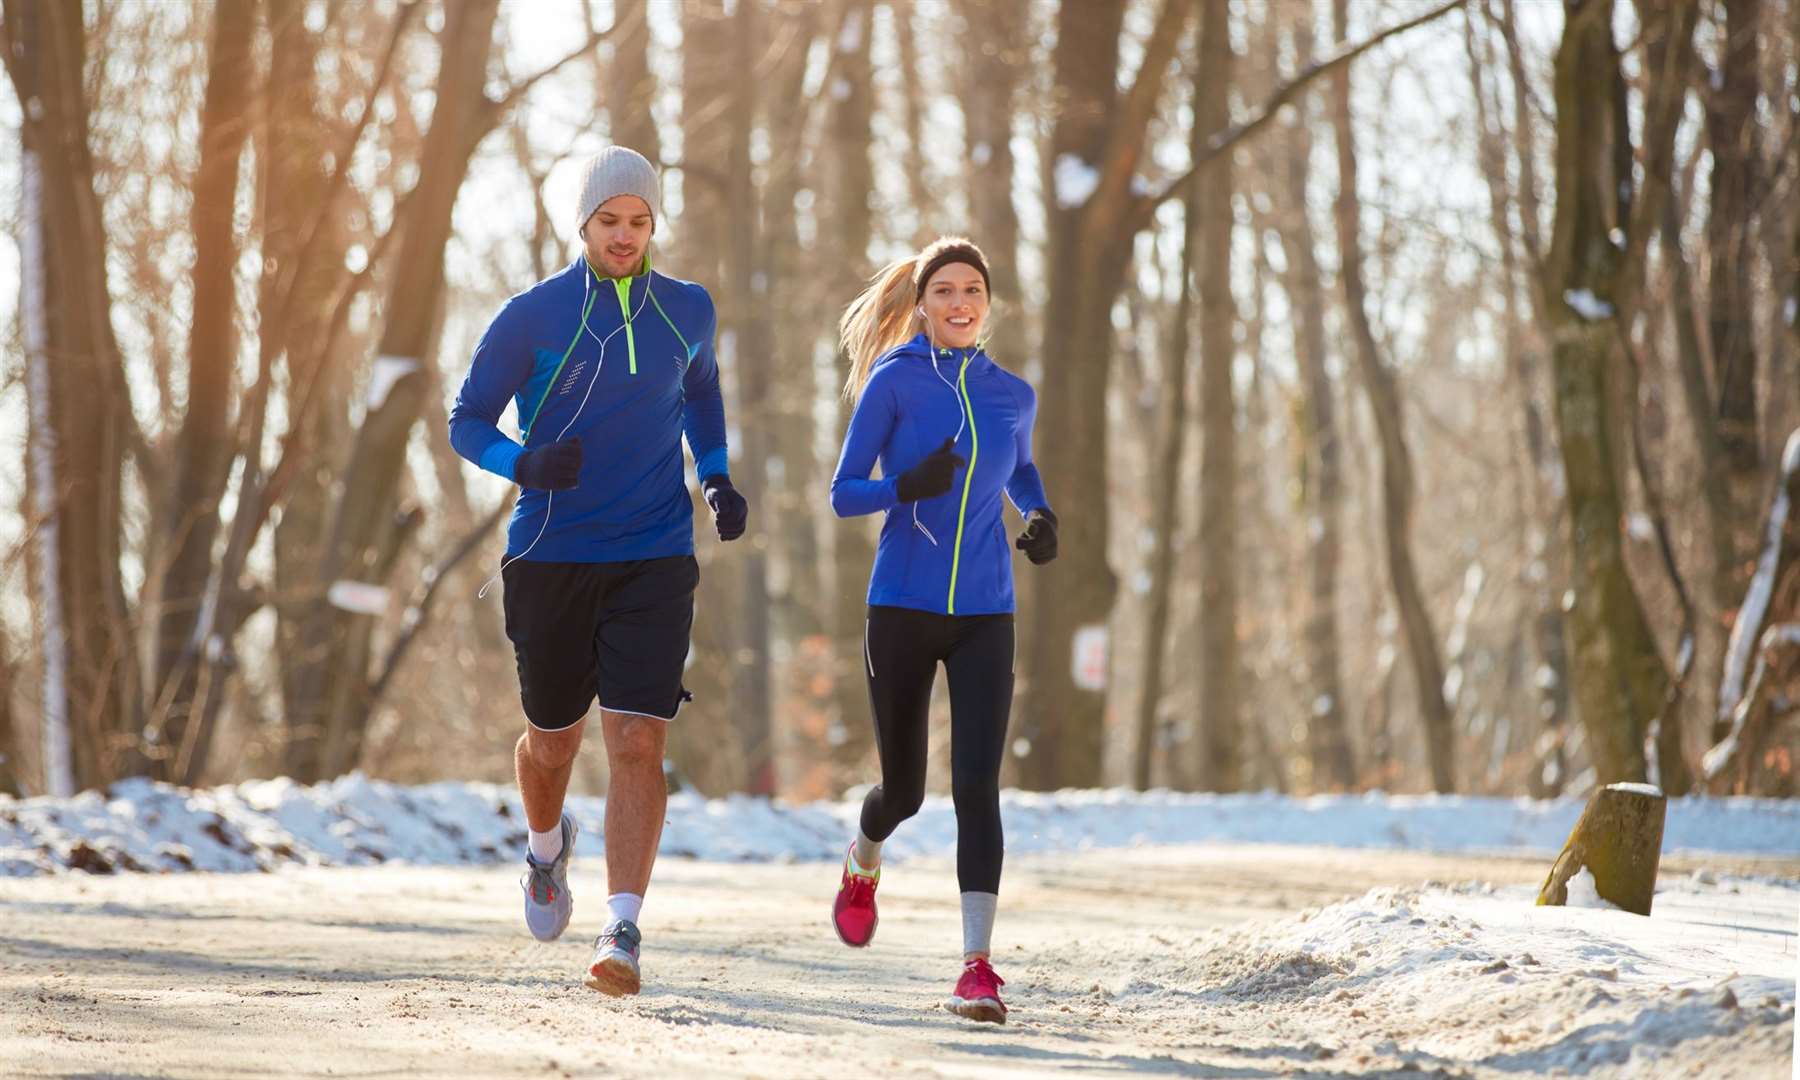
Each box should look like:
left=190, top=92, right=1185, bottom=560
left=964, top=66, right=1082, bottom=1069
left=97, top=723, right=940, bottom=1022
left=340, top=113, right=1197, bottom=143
left=831, top=334, right=1051, bottom=615
left=449, top=257, right=729, bottom=562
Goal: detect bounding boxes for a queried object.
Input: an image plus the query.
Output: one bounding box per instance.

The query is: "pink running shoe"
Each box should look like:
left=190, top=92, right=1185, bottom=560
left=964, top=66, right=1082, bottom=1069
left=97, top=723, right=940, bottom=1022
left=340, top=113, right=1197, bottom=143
left=946, top=956, right=1007, bottom=1024
left=831, top=846, right=880, bottom=947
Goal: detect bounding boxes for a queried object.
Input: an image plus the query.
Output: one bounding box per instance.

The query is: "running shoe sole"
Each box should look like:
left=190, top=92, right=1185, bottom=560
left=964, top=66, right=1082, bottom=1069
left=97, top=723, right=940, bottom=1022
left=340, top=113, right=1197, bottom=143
left=584, top=955, right=641, bottom=997
left=946, top=995, right=1006, bottom=1024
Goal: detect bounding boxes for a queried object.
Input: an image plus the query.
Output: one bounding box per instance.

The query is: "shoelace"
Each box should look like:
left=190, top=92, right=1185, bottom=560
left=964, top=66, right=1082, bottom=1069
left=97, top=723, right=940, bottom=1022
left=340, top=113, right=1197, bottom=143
left=523, top=863, right=558, bottom=904
left=963, top=959, right=1004, bottom=991
left=597, top=922, right=641, bottom=955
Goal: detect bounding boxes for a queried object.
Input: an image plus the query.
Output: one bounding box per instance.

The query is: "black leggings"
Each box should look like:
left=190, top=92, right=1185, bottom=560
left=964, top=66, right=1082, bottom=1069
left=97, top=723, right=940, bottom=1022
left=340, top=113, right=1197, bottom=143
left=859, top=605, right=1013, bottom=894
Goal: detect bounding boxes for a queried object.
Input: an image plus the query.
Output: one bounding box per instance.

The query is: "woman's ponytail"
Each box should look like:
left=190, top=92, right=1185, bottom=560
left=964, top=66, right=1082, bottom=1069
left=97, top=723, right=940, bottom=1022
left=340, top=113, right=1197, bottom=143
left=838, top=256, right=919, bottom=401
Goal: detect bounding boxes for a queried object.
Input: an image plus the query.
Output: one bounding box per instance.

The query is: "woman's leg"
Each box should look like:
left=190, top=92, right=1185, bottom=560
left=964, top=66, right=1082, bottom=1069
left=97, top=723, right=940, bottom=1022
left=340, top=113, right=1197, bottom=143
left=944, top=615, right=1015, bottom=958
left=857, top=606, right=942, bottom=857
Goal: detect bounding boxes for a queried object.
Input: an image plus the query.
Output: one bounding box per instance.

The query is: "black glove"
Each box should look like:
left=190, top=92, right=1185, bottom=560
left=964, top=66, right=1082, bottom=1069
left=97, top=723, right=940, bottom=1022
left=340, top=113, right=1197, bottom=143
left=513, top=436, right=582, bottom=491
left=702, top=475, right=748, bottom=541
left=1016, top=508, right=1058, bottom=565
left=895, top=437, right=964, bottom=503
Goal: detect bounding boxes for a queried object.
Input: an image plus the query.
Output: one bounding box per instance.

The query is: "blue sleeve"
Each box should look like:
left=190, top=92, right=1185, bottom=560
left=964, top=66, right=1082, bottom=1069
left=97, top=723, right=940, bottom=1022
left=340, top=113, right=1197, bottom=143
left=681, top=293, right=730, bottom=483
left=830, top=371, right=901, bottom=517
left=1004, top=380, right=1049, bottom=517
left=449, top=300, right=528, bottom=482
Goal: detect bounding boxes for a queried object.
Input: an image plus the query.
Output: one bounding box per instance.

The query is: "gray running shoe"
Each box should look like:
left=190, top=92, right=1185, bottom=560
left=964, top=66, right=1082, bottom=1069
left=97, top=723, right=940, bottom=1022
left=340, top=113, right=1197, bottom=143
left=584, top=918, right=642, bottom=996
left=520, top=812, right=578, bottom=942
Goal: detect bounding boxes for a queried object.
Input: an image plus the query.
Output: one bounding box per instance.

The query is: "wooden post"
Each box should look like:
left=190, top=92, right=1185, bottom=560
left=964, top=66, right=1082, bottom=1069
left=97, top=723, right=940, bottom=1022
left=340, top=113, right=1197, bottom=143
left=1537, top=782, right=1667, bottom=915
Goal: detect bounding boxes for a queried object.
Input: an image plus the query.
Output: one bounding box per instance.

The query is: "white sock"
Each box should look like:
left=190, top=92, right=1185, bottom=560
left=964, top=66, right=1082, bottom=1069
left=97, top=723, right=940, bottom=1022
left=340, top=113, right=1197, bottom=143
left=852, top=829, right=882, bottom=873
left=961, top=891, right=998, bottom=957
left=607, top=892, right=644, bottom=926
left=527, top=823, right=564, bottom=864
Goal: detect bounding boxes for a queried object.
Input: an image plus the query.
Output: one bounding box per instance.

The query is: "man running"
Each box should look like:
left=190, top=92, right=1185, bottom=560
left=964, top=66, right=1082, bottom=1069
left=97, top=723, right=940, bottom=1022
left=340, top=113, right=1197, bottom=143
left=448, top=145, right=747, bottom=995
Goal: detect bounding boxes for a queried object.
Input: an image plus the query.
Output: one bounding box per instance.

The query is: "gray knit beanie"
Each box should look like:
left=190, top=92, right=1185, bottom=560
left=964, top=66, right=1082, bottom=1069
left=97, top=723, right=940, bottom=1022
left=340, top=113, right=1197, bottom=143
left=573, top=146, right=661, bottom=238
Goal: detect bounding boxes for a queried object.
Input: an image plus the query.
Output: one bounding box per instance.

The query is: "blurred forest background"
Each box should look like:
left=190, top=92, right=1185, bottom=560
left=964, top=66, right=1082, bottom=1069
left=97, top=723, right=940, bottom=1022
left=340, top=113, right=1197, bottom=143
left=3, top=0, right=1798, bottom=802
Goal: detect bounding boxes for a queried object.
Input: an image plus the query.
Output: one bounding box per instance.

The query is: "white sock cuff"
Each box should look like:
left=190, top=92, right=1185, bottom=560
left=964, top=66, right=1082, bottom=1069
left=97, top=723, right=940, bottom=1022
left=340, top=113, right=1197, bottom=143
left=527, top=824, right=564, bottom=864
left=607, top=892, right=645, bottom=926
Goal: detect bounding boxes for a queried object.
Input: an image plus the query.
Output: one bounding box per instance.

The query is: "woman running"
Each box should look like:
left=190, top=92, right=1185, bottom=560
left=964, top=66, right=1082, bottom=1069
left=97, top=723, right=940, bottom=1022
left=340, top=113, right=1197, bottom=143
left=827, top=237, right=1058, bottom=1024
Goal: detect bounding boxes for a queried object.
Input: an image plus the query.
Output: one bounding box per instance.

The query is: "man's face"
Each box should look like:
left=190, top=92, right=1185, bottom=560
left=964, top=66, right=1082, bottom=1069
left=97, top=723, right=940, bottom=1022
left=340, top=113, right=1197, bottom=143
left=582, top=194, right=653, bottom=278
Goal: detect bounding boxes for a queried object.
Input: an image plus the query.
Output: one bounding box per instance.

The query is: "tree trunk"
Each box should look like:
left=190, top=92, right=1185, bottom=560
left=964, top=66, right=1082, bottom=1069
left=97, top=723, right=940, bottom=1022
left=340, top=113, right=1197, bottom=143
left=283, top=0, right=503, bottom=781
left=1464, top=5, right=1572, bottom=796
left=1330, top=0, right=1454, bottom=792
left=670, top=0, right=748, bottom=796
left=7, top=0, right=146, bottom=790
left=0, top=633, right=18, bottom=796
left=955, top=0, right=1025, bottom=308
left=828, top=0, right=880, bottom=784
left=606, top=0, right=661, bottom=162
left=726, top=0, right=776, bottom=795
left=269, top=0, right=360, bottom=768
left=151, top=0, right=256, bottom=780
left=1193, top=0, right=1239, bottom=792
left=1279, top=15, right=1352, bottom=792
left=1537, top=782, right=1666, bottom=915
left=1019, top=0, right=1193, bottom=790
left=1133, top=193, right=1196, bottom=792
left=1538, top=0, right=1671, bottom=786
left=1704, top=0, right=1764, bottom=538
left=890, top=0, right=934, bottom=244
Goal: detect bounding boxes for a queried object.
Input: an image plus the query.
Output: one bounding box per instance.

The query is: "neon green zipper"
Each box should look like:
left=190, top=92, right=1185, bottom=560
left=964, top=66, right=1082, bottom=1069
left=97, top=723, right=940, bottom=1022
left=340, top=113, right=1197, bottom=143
left=612, top=277, right=637, bottom=375
left=946, top=351, right=978, bottom=614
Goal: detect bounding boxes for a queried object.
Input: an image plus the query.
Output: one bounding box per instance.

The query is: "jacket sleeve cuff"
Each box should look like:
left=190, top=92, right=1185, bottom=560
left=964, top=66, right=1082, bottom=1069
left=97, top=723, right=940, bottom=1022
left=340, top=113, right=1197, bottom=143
left=478, top=439, right=524, bottom=481
left=694, top=447, right=730, bottom=483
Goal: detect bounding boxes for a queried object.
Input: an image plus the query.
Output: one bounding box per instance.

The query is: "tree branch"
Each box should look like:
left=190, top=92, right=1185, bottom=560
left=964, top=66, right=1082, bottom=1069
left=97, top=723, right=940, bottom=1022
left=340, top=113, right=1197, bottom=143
left=368, top=499, right=510, bottom=703
left=1133, top=0, right=1468, bottom=233
left=273, top=0, right=422, bottom=341
left=1084, top=0, right=1196, bottom=245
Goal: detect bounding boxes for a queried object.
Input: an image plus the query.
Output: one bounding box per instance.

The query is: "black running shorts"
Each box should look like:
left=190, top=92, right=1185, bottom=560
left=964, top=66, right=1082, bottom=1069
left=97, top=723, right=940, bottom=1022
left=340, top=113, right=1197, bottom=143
left=500, top=555, right=698, bottom=729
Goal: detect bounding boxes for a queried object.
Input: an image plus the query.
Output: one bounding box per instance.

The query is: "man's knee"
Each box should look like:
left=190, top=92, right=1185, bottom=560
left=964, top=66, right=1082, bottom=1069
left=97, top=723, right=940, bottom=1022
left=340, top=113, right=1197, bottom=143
left=521, top=722, right=584, bottom=771
left=604, top=713, right=667, bottom=769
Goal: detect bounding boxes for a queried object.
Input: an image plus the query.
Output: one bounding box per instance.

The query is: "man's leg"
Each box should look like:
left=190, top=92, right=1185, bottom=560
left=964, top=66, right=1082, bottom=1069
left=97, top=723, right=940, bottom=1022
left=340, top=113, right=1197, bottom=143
left=501, top=558, right=600, bottom=943
left=517, top=718, right=587, bottom=834
left=598, top=709, right=667, bottom=898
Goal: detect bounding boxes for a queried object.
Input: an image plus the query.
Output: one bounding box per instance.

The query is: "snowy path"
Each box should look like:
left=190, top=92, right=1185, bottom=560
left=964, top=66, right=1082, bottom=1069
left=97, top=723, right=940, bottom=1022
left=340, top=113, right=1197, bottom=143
left=1, top=846, right=1793, bottom=1078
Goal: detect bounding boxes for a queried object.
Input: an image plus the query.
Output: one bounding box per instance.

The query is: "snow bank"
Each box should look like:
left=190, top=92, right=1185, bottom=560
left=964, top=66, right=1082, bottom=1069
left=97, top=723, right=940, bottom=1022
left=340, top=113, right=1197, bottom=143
left=2, top=778, right=1799, bottom=876
left=1087, top=875, right=1797, bottom=1074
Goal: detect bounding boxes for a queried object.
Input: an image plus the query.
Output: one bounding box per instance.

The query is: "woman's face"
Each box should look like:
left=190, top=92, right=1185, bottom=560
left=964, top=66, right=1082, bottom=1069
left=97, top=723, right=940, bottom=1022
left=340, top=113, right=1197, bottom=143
left=919, top=262, right=989, bottom=350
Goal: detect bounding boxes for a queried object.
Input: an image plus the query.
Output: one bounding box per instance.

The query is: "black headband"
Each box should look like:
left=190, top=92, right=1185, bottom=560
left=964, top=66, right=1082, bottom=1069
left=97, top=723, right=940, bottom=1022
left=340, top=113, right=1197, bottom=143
left=914, top=248, right=991, bottom=301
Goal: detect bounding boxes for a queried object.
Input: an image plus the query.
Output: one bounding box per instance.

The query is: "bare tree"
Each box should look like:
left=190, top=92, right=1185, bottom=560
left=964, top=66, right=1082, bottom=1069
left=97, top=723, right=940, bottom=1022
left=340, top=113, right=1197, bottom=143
left=1018, top=0, right=1195, bottom=790
left=1704, top=0, right=1766, bottom=539
left=1279, top=8, right=1353, bottom=792
left=606, top=0, right=661, bottom=161
left=1537, top=0, right=1692, bottom=786
left=6, top=0, right=147, bottom=790
left=1194, top=0, right=1240, bottom=792
left=284, top=0, right=510, bottom=780
left=1330, top=0, right=1455, bottom=792
left=954, top=0, right=1026, bottom=307
left=149, top=0, right=256, bottom=781
left=827, top=0, right=880, bottom=783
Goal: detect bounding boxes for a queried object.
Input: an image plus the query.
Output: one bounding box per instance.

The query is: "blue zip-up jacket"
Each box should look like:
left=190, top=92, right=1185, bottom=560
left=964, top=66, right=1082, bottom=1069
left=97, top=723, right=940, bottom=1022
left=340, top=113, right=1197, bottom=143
left=831, top=334, right=1051, bottom=615
left=448, top=257, right=729, bottom=562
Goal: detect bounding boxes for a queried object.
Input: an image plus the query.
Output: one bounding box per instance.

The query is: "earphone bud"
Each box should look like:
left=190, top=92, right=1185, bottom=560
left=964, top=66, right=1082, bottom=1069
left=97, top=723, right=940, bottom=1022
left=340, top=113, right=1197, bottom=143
left=917, top=306, right=926, bottom=319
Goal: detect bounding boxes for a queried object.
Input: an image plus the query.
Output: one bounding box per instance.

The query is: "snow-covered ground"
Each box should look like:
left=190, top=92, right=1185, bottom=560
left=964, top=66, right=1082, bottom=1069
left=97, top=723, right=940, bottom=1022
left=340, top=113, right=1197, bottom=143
left=3, top=778, right=1795, bottom=1076
left=4, top=775, right=1800, bottom=876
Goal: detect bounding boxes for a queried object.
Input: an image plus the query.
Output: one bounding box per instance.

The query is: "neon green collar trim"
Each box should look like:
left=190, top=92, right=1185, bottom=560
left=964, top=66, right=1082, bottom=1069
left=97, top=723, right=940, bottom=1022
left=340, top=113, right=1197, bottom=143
left=582, top=252, right=652, bottom=282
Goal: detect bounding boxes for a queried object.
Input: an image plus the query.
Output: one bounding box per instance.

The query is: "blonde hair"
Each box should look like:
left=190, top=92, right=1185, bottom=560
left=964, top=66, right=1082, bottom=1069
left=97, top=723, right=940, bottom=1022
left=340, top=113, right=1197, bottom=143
left=838, top=236, right=988, bottom=400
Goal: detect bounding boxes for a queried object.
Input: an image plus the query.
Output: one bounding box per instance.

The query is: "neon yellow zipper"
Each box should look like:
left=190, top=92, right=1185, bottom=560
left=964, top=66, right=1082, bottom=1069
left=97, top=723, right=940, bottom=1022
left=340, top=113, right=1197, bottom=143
left=612, top=277, right=637, bottom=374
left=947, top=352, right=978, bottom=614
